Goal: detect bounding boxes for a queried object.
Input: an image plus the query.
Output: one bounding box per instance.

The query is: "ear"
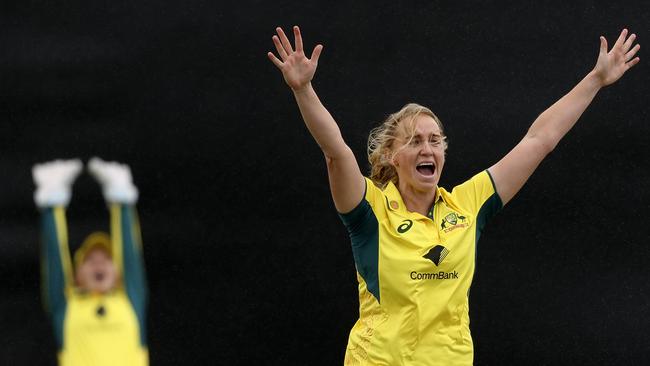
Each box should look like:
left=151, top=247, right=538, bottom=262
left=73, top=270, right=82, bottom=287
left=385, top=151, right=398, bottom=167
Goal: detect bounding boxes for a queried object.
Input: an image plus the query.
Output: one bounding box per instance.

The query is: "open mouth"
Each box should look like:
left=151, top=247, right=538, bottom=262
left=94, top=272, right=105, bottom=282
left=416, top=162, right=436, bottom=177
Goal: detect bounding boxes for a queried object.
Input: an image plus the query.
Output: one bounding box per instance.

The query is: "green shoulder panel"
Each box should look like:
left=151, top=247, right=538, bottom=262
left=338, top=181, right=381, bottom=302
left=476, top=170, right=503, bottom=241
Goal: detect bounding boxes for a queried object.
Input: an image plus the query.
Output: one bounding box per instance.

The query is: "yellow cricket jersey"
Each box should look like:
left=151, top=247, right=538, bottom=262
left=41, top=204, right=148, bottom=366
left=340, top=170, right=502, bottom=366
left=59, top=290, right=148, bottom=366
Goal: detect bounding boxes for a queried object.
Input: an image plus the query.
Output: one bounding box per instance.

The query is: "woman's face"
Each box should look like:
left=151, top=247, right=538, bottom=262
left=391, top=114, right=446, bottom=193
left=75, top=248, right=118, bottom=293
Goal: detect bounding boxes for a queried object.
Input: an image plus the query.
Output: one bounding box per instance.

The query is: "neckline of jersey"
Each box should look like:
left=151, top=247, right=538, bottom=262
left=383, top=180, right=443, bottom=221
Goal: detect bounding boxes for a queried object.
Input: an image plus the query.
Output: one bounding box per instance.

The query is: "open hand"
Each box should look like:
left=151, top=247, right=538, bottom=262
left=267, top=26, right=323, bottom=91
left=593, top=29, right=640, bottom=86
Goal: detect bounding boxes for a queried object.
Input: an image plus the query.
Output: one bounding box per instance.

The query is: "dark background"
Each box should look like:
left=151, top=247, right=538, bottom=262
left=1, top=0, right=649, bottom=365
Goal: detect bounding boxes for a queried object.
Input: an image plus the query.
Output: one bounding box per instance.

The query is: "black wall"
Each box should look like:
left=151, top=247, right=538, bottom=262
left=1, top=1, right=649, bottom=365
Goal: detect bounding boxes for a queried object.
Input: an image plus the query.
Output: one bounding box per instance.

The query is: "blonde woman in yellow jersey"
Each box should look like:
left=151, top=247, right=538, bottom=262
left=268, top=26, right=640, bottom=365
left=33, top=158, right=148, bottom=366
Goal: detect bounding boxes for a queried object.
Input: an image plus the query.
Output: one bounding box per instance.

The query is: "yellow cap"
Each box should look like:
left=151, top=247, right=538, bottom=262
left=74, top=232, right=112, bottom=269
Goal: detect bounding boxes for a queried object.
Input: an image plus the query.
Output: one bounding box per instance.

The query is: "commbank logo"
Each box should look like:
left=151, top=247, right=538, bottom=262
left=423, top=245, right=449, bottom=266
left=410, top=270, right=458, bottom=280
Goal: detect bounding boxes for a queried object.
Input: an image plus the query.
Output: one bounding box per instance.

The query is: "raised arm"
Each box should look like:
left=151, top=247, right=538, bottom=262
left=39, top=206, right=74, bottom=313
left=268, top=26, right=365, bottom=213
left=488, top=29, right=640, bottom=205
left=33, top=159, right=81, bottom=350
left=88, top=157, right=148, bottom=335
left=109, top=203, right=147, bottom=345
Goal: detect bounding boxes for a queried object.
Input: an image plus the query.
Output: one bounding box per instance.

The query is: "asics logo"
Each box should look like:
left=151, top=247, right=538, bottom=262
left=397, top=219, right=413, bottom=233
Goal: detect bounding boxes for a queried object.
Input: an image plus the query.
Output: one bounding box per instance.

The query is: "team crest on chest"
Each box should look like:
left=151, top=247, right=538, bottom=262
left=440, top=212, right=469, bottom=233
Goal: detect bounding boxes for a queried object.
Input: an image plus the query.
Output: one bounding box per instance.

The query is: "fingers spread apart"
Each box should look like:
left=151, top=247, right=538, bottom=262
left=276, top=27, right=294, bottom=55
left=619, top=29, right=641, bottom=67
left=613, top=28, right=628, bottom=50
left=268, top=26, right=323, bottom=68
left=626, top=44, right=641, bottom=62
left=622, top=33, right=637, bottom=52
left=272, top=34, right=288, bottom=61
left=294, top=26, right=303, bottom=53
left=607, top=29, right=640, bottom=68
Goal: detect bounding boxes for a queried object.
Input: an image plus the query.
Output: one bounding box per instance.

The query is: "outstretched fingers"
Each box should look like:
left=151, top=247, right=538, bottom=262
left=276, top=27, right=294, bottom=55
left=604, top=29, right=641, bottom=68
left=626, top=56, right=641, bottom=69
left=268, top=25, right=324, bottom=87
left=310, top=44, right=323, bottom=63
left=594, top=29, right=641, bottom=84
left=619, top=30, right=641, bottom=69
left=267, top=51, right=284, bottom=68
left=622, top=33, right=637, bottom=53
left=272, top=35, right=288, bottom=61
left=613, top=28, right=628, bottom=50
left=599, top=36, right=608, bottom=55
left=294, top=26, right=303, bottom=53
left=625, top=44, right=641, bottom=62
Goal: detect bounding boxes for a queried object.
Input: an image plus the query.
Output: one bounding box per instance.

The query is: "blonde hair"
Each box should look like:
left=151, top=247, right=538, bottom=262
left=367, top=103, right=446, bottom=187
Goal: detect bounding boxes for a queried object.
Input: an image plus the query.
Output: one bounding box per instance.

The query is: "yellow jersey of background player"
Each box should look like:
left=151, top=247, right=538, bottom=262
left=34, top=158, right=148, bottom=366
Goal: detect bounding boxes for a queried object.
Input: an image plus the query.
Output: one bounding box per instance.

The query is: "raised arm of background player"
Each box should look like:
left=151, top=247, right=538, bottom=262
left=487, top=29, right=640, bottom=206
left=267, top=26, right=365, bottom=213
left=33, top=159, right=83, bottom=351
left=88, top=157, right=148, bottom=336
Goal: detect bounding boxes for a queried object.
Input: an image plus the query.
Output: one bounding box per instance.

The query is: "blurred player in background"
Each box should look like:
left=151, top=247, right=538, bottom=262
left=33, top=158, right=148, bottom=366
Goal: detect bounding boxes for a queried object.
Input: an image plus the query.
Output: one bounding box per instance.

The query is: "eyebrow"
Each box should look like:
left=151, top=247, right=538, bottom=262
left=412, top=131, right=443, bottom=138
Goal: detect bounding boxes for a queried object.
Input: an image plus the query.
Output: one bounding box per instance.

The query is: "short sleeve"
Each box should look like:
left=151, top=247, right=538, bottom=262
left=449, top=170, right=502, bottom=233
left=338, top=178, right=382, bottom=248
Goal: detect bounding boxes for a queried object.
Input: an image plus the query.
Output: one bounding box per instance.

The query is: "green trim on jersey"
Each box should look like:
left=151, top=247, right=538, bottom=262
left=339, top=180, right=380, bottom=302
left=469, top=170, right=503, bottom=299
left=478, top=169, right=503, bottom=239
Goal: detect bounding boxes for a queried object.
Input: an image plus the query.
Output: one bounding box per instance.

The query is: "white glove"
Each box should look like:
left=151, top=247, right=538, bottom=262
left=88, top=157, right=139, bottom=204
left=32, top=159, right=82, bottom=207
